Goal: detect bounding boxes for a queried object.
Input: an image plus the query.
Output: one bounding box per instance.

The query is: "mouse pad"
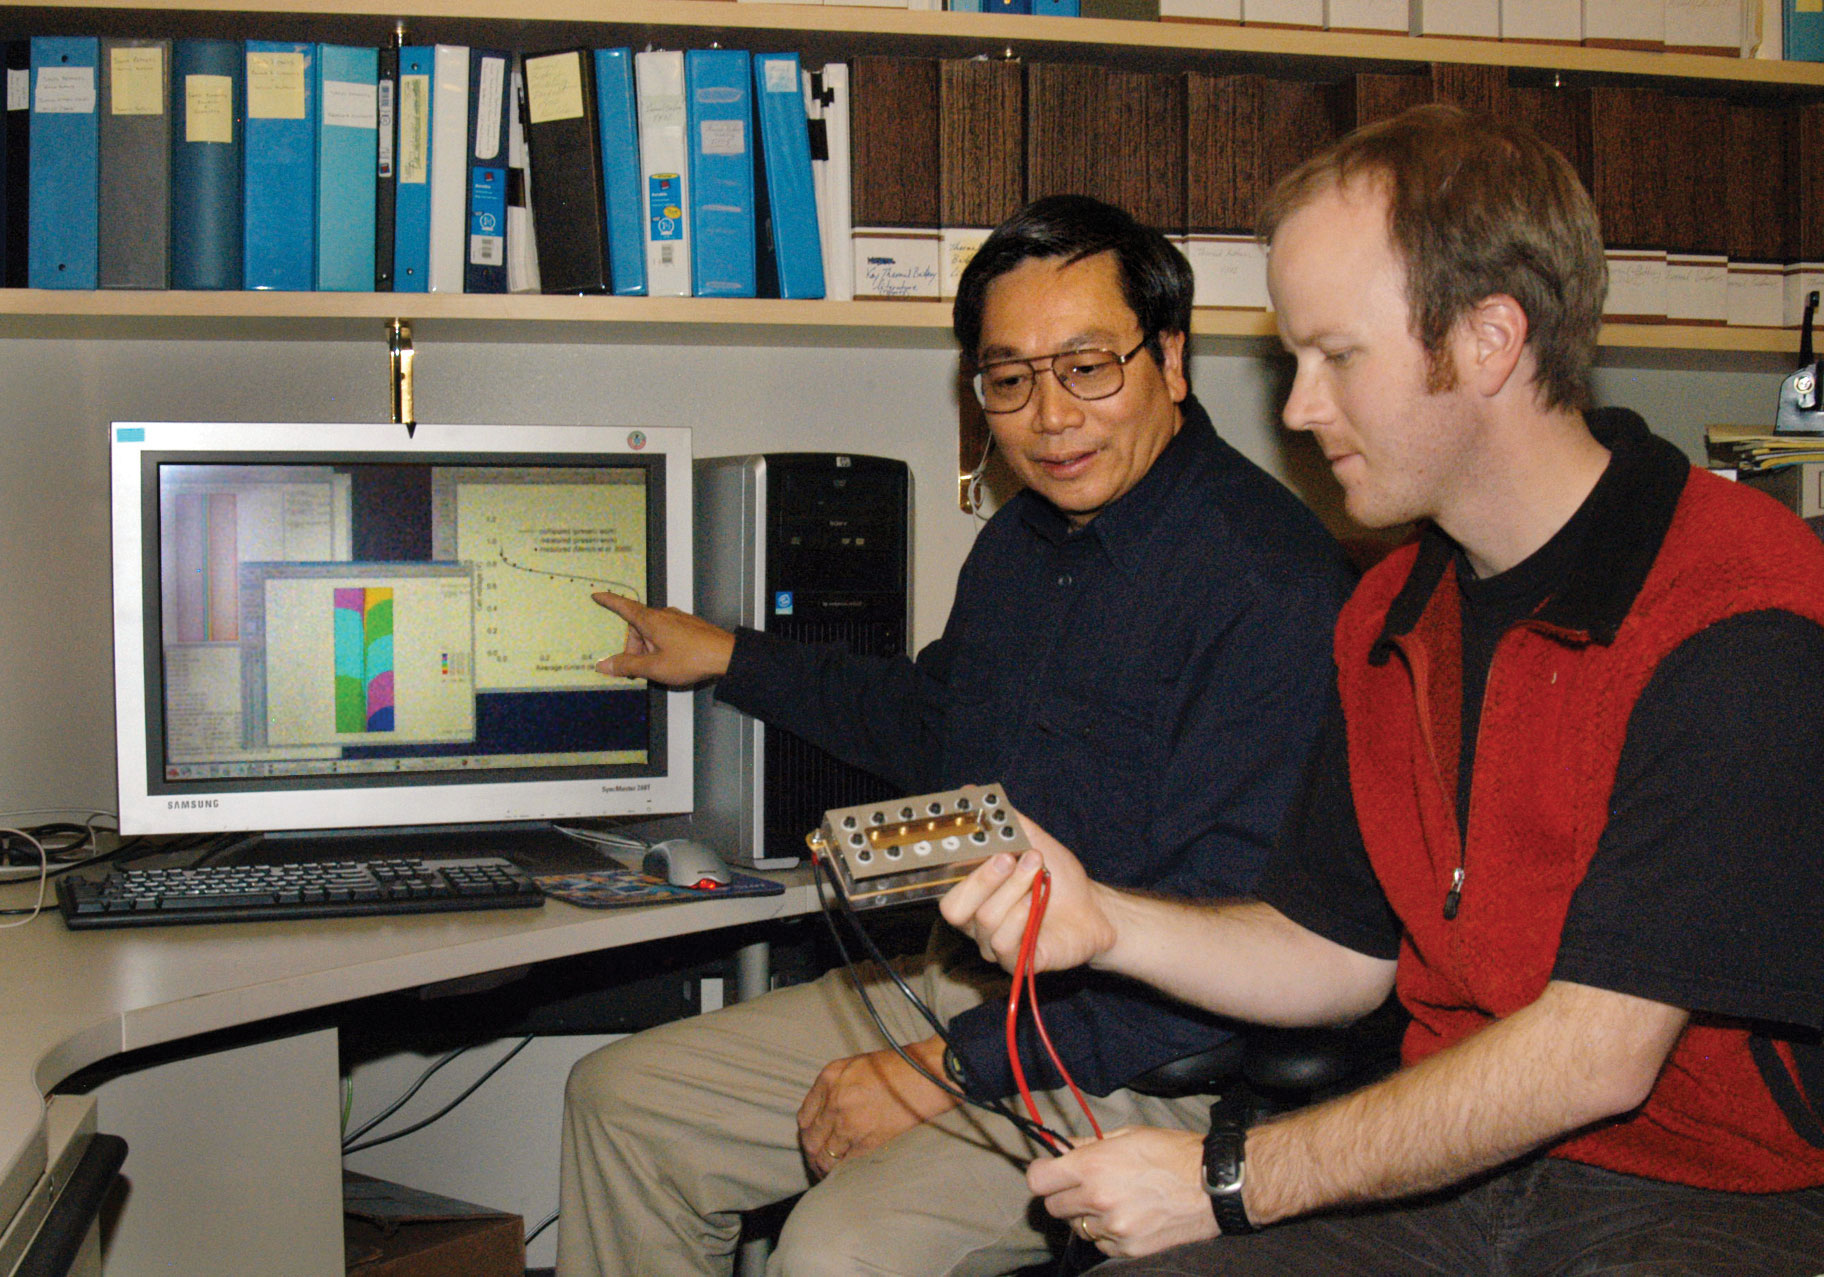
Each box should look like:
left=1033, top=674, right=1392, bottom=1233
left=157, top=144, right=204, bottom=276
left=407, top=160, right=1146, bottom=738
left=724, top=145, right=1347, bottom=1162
left=534, top=866, right=785, bottom=909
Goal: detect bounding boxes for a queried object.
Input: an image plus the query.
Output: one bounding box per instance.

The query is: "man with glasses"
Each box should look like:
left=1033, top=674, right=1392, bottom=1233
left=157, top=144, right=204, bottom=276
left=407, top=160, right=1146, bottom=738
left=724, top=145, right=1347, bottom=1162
left=941, top=109, right=1824, bottom=1274
left=557, top=194, right=1352, bottom=1277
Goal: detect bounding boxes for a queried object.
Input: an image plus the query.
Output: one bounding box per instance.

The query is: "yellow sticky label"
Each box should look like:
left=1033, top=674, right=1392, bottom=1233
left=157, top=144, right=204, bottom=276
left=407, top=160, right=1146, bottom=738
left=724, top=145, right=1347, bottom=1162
left=109, top=46, right=164, bottom=115
left=246, top=50, right=306, bottom=120
left=184, top=73, right=232, bottom=143
left=1802, top=0, right=1823, bottom=13
left=524, top=52, right=585, bottom=126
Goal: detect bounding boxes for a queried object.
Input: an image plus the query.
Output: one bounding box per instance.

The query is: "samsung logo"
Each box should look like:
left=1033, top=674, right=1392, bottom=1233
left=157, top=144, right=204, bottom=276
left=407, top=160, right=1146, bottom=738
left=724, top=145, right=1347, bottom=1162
left=166, top=799, right=221, bottom=810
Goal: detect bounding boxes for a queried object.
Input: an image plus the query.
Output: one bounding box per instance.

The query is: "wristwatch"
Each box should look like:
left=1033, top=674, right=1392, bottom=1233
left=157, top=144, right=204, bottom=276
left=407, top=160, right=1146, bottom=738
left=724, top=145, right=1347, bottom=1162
left=1202, top=1102, right=1255, bottom=1235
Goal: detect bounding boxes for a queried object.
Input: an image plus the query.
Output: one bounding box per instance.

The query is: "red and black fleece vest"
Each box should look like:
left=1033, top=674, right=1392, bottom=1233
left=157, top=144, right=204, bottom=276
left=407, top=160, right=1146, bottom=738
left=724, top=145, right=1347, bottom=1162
left=1335, top=419, right=1824, bottom=1191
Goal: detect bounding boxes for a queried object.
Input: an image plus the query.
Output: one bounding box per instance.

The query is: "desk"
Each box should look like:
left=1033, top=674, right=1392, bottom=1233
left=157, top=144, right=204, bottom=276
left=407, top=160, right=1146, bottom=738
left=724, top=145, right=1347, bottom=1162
left=0, top=873, right=818, bottom=1275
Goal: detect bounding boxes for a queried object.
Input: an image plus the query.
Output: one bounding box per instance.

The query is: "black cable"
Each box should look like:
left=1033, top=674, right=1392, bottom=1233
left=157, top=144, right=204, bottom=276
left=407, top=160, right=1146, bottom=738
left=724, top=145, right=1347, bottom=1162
left=808, top=855, right=1068, bottom=1154
left=823, top=867, right=951, bottom=1042
left=342, top=1037, right=534, bottom=1155
left=525, top=1208, right=560, bottom=1245
left=342, top=1046, right=471, bottom=1147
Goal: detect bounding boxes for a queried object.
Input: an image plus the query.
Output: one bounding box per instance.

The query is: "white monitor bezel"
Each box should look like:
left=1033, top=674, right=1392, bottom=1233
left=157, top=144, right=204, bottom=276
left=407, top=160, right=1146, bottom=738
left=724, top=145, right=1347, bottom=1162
left=111, top=420, right=693, bottom=836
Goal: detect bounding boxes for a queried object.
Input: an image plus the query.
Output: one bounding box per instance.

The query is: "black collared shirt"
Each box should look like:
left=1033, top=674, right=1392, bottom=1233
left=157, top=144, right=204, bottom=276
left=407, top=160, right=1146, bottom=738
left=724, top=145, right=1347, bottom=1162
left=1258, top=409, right=1824, bottom=1031
left=719, top=395, right=1354, bottom=1097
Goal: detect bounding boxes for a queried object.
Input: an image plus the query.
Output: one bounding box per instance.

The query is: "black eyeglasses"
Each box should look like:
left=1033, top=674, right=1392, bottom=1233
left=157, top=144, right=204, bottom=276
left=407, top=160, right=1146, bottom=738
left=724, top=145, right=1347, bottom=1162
left=970, top=336, right=1153, bottom=415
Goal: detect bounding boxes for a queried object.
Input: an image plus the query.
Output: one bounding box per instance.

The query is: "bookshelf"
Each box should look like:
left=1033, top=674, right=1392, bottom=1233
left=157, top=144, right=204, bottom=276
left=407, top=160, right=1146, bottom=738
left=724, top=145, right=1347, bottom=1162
left=0, top=0, right=1815, bottom=357
left=0, top=286, right=1805, bottom=358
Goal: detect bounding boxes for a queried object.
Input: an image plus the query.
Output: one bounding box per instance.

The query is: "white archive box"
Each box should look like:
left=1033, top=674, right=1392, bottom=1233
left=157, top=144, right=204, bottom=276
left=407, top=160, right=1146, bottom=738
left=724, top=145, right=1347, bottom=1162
left=1327, top=0, right=1410, bottom=31
left=1583, top=0, right=1666, bottom=48
left=1413, top=0, right=1500, bottom=37
left=1499, top=0, right=1583, bottom=41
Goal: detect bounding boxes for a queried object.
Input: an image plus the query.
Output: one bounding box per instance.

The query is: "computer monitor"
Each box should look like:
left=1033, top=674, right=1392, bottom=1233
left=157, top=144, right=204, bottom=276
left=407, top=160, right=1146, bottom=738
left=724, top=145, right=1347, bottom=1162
left=109, top=421, right=693, bottom=840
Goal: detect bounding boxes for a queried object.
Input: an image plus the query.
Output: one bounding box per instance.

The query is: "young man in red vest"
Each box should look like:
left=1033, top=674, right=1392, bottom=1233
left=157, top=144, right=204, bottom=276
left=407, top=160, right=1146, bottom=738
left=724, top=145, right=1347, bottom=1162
left=941, top=104, right=1824, bottom=1273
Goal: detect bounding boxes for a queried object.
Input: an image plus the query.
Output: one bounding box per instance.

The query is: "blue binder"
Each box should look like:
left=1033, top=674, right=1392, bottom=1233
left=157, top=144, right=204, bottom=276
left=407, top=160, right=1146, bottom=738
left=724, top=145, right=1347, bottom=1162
left=393, top=46, right=432, bottom=292
left=1031, top=0, right=1080, bottom=13
left=243, top=40, right=316, bottom=290
left=1788, top=0, right=1824, bottom=61
left=463, top=49, right=510, bottom=294
left=595, top=48, right=645, bottom=296
left=685, top=48, right=755, bottom=298
left=170, top=39, right=243, bottom=290
left=28, top=36, right=99, bottom=290
left=984, top=0, right=1031, bottom=12
left=315, top=44, right=377, bottom=292
left=752, top=53, right=822, bottom=300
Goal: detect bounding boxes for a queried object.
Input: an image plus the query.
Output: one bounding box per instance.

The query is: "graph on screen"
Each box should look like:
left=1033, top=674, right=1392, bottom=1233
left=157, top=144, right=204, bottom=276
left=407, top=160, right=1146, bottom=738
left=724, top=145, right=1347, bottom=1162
left=454, top=477, right=647, bottom=692
left=334, top=587, right=395, bottom=734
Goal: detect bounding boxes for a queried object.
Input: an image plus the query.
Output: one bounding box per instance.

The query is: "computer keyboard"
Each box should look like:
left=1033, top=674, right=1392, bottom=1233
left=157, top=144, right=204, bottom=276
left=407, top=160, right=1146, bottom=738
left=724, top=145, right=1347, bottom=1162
left=56, top=856, right=544, bottom=930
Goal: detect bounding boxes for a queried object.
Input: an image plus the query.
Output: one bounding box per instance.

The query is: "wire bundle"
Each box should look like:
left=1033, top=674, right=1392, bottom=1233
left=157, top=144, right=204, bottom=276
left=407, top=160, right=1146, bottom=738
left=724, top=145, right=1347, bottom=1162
left=809, top=851, right=1100, bottom=1158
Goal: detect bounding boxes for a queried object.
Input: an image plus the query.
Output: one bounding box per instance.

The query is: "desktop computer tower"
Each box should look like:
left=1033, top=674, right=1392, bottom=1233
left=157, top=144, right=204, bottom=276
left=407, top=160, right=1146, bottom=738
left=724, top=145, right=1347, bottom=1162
left=694, top=454, right=912, bottom=868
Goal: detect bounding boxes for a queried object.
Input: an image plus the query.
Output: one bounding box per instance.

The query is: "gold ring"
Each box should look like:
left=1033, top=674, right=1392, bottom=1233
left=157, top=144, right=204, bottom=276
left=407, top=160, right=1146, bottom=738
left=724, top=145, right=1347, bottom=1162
left=1074, top=1217, right=1098, bottom=1243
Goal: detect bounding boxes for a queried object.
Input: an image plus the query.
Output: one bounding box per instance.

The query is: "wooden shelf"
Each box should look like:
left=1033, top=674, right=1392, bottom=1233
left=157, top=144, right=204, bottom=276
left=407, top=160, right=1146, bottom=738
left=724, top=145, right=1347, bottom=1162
left=0, top=288, right=1802, bottom=358
left=1, top=0, right=1821, bottom=92
left=0, top=1, right=1809, bottom=358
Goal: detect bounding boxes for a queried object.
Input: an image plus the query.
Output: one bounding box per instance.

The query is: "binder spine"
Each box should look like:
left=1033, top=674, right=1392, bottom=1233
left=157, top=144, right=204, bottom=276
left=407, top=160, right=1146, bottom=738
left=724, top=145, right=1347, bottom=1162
left=170, top=39, right=242, bottom=291
left=686, top=48, right=755, bottom=298
left=522, top=48, right=609, bottom=294
left=636, top=50, right=692, bottom=297
left=3, top=42, right=27, bottom=288
left=426, top=43, right=469, bottom=293
left=392, top=46, right=432, bottom=292
left=813, top=64, right=852, bottom=301
left=595, top=48, right=646, bottom=296
left=374, top=44, right=396, bottom=291
left=99, top=37, right=170, bottom=289
left=754, top=53, right=823, bottom=300
left=28, top=36, right=100, bottom=290
left=314, top=43, right=378, bottom=292
left=506, top=59, right=539, bottom=294
left=464, top=49, right=511, bottom=294
left=242, top=40, right=317, bottom=291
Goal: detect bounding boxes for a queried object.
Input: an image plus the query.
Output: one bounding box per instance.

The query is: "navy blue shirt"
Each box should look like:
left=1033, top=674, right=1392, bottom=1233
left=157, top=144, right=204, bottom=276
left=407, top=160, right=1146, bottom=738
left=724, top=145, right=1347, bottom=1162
left=718, top=395, right=1351, bottom=1098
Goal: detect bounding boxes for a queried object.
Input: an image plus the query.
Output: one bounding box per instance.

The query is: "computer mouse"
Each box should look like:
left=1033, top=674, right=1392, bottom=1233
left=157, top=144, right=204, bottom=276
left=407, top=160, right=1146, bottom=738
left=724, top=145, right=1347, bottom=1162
left=643, top=839, right=733, bottom=889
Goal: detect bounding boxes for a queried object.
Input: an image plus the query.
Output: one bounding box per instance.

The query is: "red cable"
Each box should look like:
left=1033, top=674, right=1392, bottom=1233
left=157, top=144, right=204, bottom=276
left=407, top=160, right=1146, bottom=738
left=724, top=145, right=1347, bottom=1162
left=1006, top=870, right=1052, bottom=1142
left=1024, top=873, right=1104, bottom=1141
left=1005, top=868, right=1103, bottom=1150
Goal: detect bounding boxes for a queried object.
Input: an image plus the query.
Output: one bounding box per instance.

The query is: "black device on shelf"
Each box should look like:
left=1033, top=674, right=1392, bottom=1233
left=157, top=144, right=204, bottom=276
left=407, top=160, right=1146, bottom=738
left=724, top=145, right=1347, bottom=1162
left=55, top=855, right=542, bottom=930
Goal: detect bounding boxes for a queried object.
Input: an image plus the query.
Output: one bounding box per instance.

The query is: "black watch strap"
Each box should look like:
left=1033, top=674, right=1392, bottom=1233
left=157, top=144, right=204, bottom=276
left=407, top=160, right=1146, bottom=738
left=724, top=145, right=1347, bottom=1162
left=1202, top=1103, right=1255, bottom=1235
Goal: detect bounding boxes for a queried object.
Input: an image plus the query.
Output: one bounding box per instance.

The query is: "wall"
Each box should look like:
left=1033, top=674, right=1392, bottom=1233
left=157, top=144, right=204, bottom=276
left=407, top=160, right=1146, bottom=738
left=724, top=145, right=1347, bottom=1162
left=0, top=329, right=1789, bottom=820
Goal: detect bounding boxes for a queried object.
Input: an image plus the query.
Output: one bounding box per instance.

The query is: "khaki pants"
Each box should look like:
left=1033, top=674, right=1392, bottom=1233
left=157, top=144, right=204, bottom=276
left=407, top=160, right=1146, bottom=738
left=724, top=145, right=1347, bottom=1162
left=557, top=936, right=1213, bottom=1277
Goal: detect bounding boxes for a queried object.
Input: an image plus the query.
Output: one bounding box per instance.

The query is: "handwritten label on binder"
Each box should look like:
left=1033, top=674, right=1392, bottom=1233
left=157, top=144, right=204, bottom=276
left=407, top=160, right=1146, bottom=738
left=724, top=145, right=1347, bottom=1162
left=7, top=69, right=26, bottom=112
left=247, top=51, right=306, bottom=120
left=322, top=80, right=377, bottom=130
left=524, top=52, right=584, bottom=126
left=109, top=47, right=164, bottom=115
left=700, top=119, right=745, bottom=156
left=399, top=75, right=429, bottom=184
left=34, top=66, right=95, bottom=115
left=763, top=58, right=798, bottom=95
left=184, top=74, right=232, bottom=143
left=474, top=56, right=506, bottom=160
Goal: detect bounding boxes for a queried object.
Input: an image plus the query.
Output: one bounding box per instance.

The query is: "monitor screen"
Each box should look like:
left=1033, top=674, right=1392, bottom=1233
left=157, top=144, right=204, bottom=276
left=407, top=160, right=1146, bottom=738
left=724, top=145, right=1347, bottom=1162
left=110, top=421, right=693, bottom=836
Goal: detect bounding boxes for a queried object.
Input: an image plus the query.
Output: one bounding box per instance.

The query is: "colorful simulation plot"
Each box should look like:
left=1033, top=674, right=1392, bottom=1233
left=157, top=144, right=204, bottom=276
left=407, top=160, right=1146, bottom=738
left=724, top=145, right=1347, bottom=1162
left=334, top=587, right=395, bottom=734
